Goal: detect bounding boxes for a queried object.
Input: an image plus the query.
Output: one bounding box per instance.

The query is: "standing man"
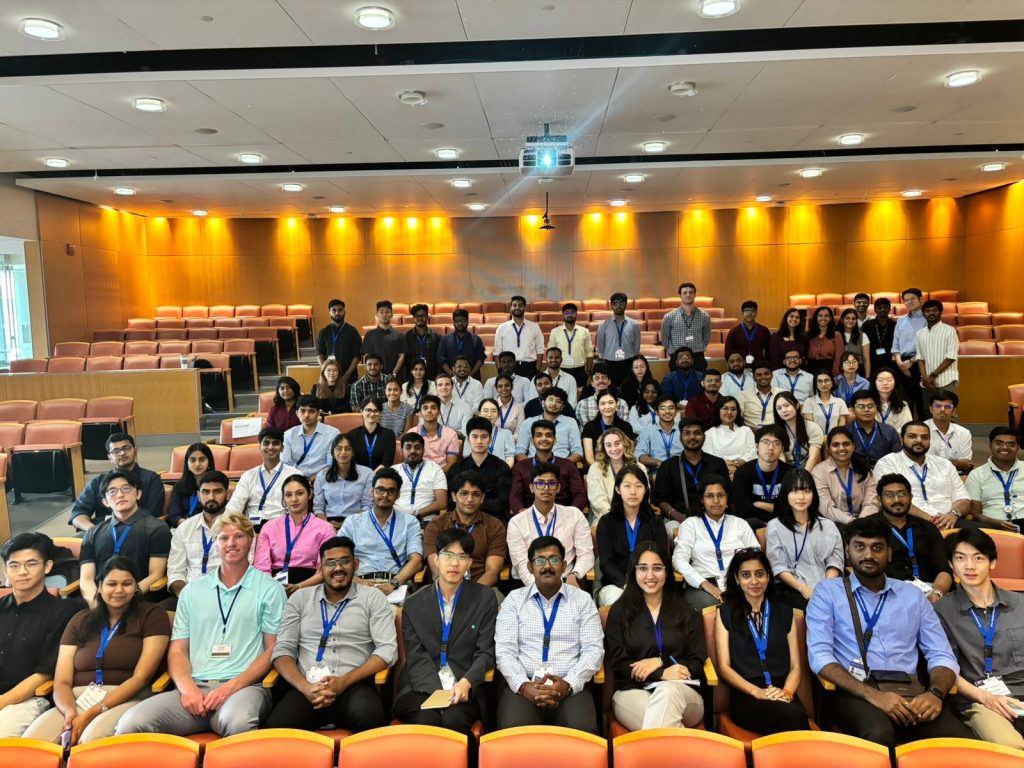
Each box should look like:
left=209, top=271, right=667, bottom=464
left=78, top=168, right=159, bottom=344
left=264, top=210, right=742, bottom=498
left=916, top=300, right=960, bottom=408
left=360, top=300, right=406, bottom=381
left=547, top=302, right=593, bottom=390
left=853, top=293, right=872, bottom=326
left=282, top=395, right=341, bottom=478
left=315, top=300, right=362, bottom=400
left=494, top=295, right=545, bottom=380
left=892, top=288, right=927, bottom=417
left=964, top=427, right=1024, bottom=530
left=661, top=282, right=711, bottom=371
left=68, top=432, right=164, bottom=531
left=405, top=304, right=443, bottom=381
left=596, top=292, right=642, bottom=386
left=724, top=300, right=771, bottom=365
left=438, top=310, right=486, bottom=379
left=862, top=297, right=896, bottom=375
left=226, top=428, right=302, bottom=528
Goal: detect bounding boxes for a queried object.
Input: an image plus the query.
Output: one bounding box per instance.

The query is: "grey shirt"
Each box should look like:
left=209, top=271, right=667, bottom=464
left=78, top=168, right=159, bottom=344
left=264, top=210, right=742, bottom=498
left=595, top=317, right=642, bottom=360
left=765, top=517, right=845, bottom=590
left=272, top=582, right=398, bottom=678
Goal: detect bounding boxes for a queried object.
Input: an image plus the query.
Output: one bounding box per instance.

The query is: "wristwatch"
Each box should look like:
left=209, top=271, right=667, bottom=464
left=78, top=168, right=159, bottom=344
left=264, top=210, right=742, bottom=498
left=389, top=576, right=400, bottom=588
left=928, top=686, right=946, bottom=701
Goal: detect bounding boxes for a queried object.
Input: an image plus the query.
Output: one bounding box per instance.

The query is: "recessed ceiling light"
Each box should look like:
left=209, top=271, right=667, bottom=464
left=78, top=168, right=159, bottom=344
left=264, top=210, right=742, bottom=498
left=113, top=187, right=136, bottom=196
left=434, top=147, right=460, bottom=160
left=43, top=157, right=69, bottom=168
left=698, top=0, right=739, bottom=18
left=354, top=6, right=396, bottom=30
left=328, top=206, right=346, bottom=213
left=19, top=18, right=64, bottom=41
left=608, top=199, right=627, bottom=207
left=623, top=173, right=646, bottom=184
left=192, top=209, right=208, bottom=217
left=667, top=81, right=698, bottom=98
left=450, top=179, right=472, bottom=189
left=398, top=90, right=428, bottom=107
left=281, top=183, right=304, bottom=192
left=237, top=153, right=264, bottom=164
left=642, top=141, right=667, bottom=153
left=837, top=133, right=865, bottom=146
left=944, top=70, right=981, bottom=88
left=982, top=162, right=1006, bottom=172
left=798, top=167, right=823, bottom=178
left=901, top=189, right=923, bottom=198
left=756, top=194, right=773, bottom=202
left=132, top=97, right=167, bottom=113
left=467, top=203, right=487, bottom=212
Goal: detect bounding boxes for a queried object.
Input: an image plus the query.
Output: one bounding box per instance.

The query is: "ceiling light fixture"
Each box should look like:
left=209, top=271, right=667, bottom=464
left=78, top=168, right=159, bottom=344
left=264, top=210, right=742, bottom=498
left=837, top=133, right=865, bottom=146
left=608, top=199, right=627, bottom=207
left=237, top=153, right=264, bottom=164
left=328, top=206, right=346, bottom=213
left=113, top=187, right=136, bottom=196
left=798, top=167, right=823, bottom=178
left=19, top=17, right=64, bottom=41
left=354, top=6, right=396, bottom=30
left=642, top=141, right=666, bottom=153
left=944, top=69, right=981, bottom=88
left=450, top=179, right=472, bottom=189
left=467, top=203, right=487, bottom=212
left=398, top=90, right=428, bottom=107
left=901, top=189, right=923, bottom=198
left=667, top=81, right=698, bottom=98
left=43, top=157, right=69, bottom=168
left=192, top=209, right=208, bottom=217
left=132, top=97, right=167, bottom=113
left=982, top=162, right=1006, bottom=172
left=281, top=183, right=304, bottom=192
left=623, top=173, right=646, bottom=184
left=698, top=0, right=739, bottom=18
left=435, top=147, right=460, bottom=160
left=756, top=194, right=773, bottom=202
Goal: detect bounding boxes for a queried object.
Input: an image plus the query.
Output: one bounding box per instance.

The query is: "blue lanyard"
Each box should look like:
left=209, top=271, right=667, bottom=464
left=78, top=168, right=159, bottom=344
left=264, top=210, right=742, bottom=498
left=853, top=588, right=889, bottom=648
left=792, top=525, right=809, bottom=565
left=659, top=428, right=677, bottom=459
left=614, top=319, right=627, bottom=349
left=853, top=422, right=877, bottom=453
left=110, top=522, right=130, bottom=555
left=728, top=373, right=747, bottom=390
left=455, top=379, right=470, bottom=399
left=756, top=392, right=772, bottom=422
left=880, top=403, right=893, bottom=424
left=563, top=328, right=576, bottom=355
left=533, top=593, right=563, bottom=663
left=512, top=322, right=525, bottom=348
left=933, top=427, right=954, bottom=453
left=684, top=460, right=703, bottom=488
left=785, top=372, right=803, bottom=396
left=437, top=583, right=464, bottom=669
left=498, top=401, right=513, bottom=429
left=746, top=602, right=772, bottom=686
left=754, top=464, right=781, bottom=502
left=992, top=468, right=1019, bottom=507
left=488, top=431, right=499, bottom=456
left=454, top=519, right=478, bottom=535
left=330, top=324, right=344, bottom=350
left=416, top=333, right=429, bottom=360
left=187, top=493, right=200, bottom=518
left=296, top=431, right=318, bottom=466
left=200, top=527, right=214, bottom=574
left=453, top=333, right=467, bottom=354
left=403, top=463, right=425, bottom=504
left=317, top=598, right=350, bottom=663
left=679, top=370, right=700, bottom=398
left=624, top=515, right=641, bottom=553
left=834, top=467, right=855, bottom=517
left=95, top=620, right=122, bottom=685
left=701, top=515, right=726, bottom=571
left=741, top=323, right=757, bottom=352
left=969, top=606, right=999, bottom=677
left=363, top=431, right=380, bottom=468
left=258, top=465, right=284, bottom=512
left=650, top=610, right=663, bottom=655
left=532, top=508, right=556, bottom=538
left=216, top=586, right=243, bottom=635
left=785, top=424, right=803, bottom=467
left=889, top=525, right=919, bottom=579
left=370, top=512, right=403, bottom=570
left=908, top=463, right=929, bottom=502
left=817, top=402, right=835, bottom=431
left=283, top=513, right=312, bottom=570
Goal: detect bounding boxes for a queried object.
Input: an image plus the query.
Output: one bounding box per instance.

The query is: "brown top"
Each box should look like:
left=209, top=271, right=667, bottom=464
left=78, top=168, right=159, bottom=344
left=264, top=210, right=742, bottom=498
left=61, top=602, right=170, bottom=687
left=422, top=510, right=508, bottom=581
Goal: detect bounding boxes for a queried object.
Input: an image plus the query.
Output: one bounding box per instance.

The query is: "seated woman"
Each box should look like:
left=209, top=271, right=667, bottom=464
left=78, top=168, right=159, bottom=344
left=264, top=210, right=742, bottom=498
left=493, top=375, right=526, bottom=440
left=167, top=442, right=216, bottom=527
left=811, top=426, right=879, bottom=526
left=461, top=398, right=516, bottom=467
left=314, top=358, right=350, bottom=414
left=595, top=466, right=667, bottom=606
left=348, top=396, right=397, bottom=470
left=400, top=358, right=437, bottom=409
left=773, top=392, right=823, bottom=472
left=703, top=396, right=756, bottom=477
left=835, top=352, right=870, bottom=406
left=313, top=434, right=375, bottom=529
left=714, top=549, right=810, bottom=734
left=801, top=370, right=849, bottom=435
left=619, top=355, right=656, bottom=409
left=254, top=474, right=336, bottom=595
left=587, top=428, right=646, bottom=520
left=23, top=557, right=170, bottom=745
left=765, top=470, right=844, bottom=609
left=381, top=379, right=416, bottom=435
left=871, top=368, right=913, bottom=432
left=604, top=542, right=706, bottom=731
left=672, top=476, right=760, bottom=610
left=582, top=392, right=636, bottom=466
left=628, top=380, right=662, bottom=434
left=266, top=375, right=302, bottom=432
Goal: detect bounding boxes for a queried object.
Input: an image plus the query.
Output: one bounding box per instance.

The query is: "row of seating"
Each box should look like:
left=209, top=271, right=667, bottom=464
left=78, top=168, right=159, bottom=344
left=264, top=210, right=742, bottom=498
left=790, top=290, right=960, bottom=305
left=10, top=354, right=235, bottom=374
left=0, top=397, right=134, bottom=430
left=54, top=340, right=264, bottom=358
left=956, top=325, right=1024, bottom=341
left=153, top=303, right=312, bottom=320
left=0, top=420, right=84, bottom=501
left=126, top=316, right=299, bottom=330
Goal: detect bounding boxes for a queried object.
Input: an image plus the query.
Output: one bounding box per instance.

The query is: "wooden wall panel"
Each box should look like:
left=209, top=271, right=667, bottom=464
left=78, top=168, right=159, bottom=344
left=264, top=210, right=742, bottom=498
left=734, top=206, right=787, bottom=246
left=36, top=194, right=80, bottom=245
left=843, top=240, right=908, bottom=292
left=907, top=198, right=964, bottom=240
left=146, top=217, right=202, bottom=257
left=786, top=242, right=846, bottom=301
left=310, top=253, right=371, bottom=325
left=200, top=254, right=254, bottom=307
left=963, top=229, right=1023, bottom=312
left=146, top=254, right=207, bottom=307
left=846, top=200, right=909, bottom=242
left=40, top=239, right=87, bottom=347
left=80, top=247, right=123, bottom=331
left=521, top=249, right=574, bottom=301
left=116, top=251, right=151, bottom=321
left=786, top=204, right=847, bottom=244
left=906, top=238, right=964, bottom=290
left=573, top=248, right=677, bottom=300
left=309, top=217, right=366, bottom=255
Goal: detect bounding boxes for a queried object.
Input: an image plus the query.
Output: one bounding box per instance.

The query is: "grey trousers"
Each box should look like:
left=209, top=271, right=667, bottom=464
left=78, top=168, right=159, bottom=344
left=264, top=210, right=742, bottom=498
left=115, top=682, right=270, bottom=737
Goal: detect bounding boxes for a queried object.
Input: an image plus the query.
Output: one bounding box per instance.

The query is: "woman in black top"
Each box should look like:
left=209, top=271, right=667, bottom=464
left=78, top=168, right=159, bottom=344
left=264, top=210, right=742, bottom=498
left=714, top=548, right=809, bottom=734
left=619, top=355, right=656, bottom=409
left=604, top=542, right=707, bottom=731
left=347, top=396, right=396, bottom=470
left=167, top=442, right=216, bottom=526
left=582, top=392, right=636, bottom=466
left=314, top=359, right=350, bottom=414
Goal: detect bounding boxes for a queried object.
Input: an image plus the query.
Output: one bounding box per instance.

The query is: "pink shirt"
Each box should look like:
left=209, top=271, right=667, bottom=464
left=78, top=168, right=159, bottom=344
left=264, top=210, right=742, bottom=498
left=419, top=424, right=460, bottom=467
left=254, top=513, right=336, bottom=574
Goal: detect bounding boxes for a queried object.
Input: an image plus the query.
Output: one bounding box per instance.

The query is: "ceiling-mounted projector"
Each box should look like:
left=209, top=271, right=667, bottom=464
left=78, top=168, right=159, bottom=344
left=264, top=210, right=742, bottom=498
left=519, top=123, right=575, bottom=177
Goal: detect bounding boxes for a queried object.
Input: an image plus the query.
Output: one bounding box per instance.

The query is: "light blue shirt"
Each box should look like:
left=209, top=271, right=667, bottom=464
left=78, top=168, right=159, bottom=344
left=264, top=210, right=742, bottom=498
left=636, top=424, right=684, bottom=461
left=595, top=317, right=642, bottom=359
left=172, top=565, right=286, bottom=682
left=282, top=423, right=341, bottom=477
left=806, top=572, right=958, bottom=677
left=313, top=464, right=374, bottom=519
left=462, top=427, right=516, bottom=463
left=892, top=310, right=927, bottom=358
left=339, top=508, right=423, bottom=576
left=771, top=369, right=814, bottom=402
left=515, top=415, right=583, bottom=459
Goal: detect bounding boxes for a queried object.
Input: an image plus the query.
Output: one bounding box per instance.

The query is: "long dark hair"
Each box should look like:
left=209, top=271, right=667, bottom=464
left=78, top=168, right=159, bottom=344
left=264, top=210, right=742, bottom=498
left=776, top=308, right=806, bottom=342
left=608, top=465, right=653, bottom=522
left=282, top=474, right=314, bottom=516
left=772, top=392, right=809, bottom=458
left=709, top=396, right=744, bottom=429
left=171, top=442, right=215, bottom=498
left=74, top=556, right=143, bottom=646
left=838, top=308, right=863, bottom=345
left=324, top=433, right=359, bottom=483
left=722, top=548, right=776, bottom=640
left=773, top=469, right=822, bottom=532
left=806, top=306, right=836, bottom=340
left=635, top=380, right=661, bottom=417
left=870, top=369, right=908, bottom=414
left=615, top=541, right=694, bottom=633
left=404, top=358, right=430, bottom=398
left=273, top=376, right=302, bottom=407
left=826, top=426, right=871, bottom=481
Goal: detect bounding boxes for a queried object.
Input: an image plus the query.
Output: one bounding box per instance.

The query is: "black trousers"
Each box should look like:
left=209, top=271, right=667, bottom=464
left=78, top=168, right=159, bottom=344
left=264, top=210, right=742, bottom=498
left=605, top=359, right=632, bottom=387
left=729, top=688, right=809, bottom=734
left=562, top=366, right=588, bottom=388
left=826, top=689, right=975, bottom=749
left=496, top=685, right=599, bottom=734
left=514, top=361, right=538, bottom=380
left=265, top=681, right=386, bottom=732
left=895, top=355, right=924, bottom=418
left=394, top=690, right=482, bottom=735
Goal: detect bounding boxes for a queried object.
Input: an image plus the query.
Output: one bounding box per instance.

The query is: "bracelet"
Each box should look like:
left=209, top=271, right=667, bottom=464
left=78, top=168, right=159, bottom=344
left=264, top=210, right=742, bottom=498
left=782, top=688, right=794, bottom=701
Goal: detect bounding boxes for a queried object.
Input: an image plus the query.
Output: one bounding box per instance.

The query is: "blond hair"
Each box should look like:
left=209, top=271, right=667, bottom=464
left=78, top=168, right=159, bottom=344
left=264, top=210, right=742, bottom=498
left=595, top=427, right=638, bottom=472
left=210, top=511, right=255, bottom=540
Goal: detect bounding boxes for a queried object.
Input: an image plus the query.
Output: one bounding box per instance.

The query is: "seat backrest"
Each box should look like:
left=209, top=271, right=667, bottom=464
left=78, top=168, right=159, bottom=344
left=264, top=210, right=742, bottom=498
left=160, top=354, right=192, bottom=369
left=92, top=329, right=126, bottom=342
left=214, top=317, right=242, bottom=328
left=613, top=731, right=745, bottom=768
left=241, top=316, right=269, bottom=328
left=632, top=297, right=662, bottom=310
left=258, top=392, right=276, bottom=413
left=260, top=303, right=287, bottom=317
left=124, top=341, right=159, bottom=356
left=235, top=304, right=260, bottom=317
left=957, top=313, right=991, bottom=326
left=227, top=443, right=263, bottom=472
left=224, top=339, right=256, bottom=354
left=24, top=419, right=83, bottom=446
left=156, top=318, right=186, bottom=330
left=247, top=328, right=277, bottom=341
left=479, top=727, right=605, bottom=768
left=85, top=396, right=134, bottom=419
left=127, top=318, right=156, bottom=330
left=989, top=531, right=1024, bottom=578
left=187, top=328, right=219, bottom=340
left=190, top=340, right=223, bottom=354
left=209, top=305, right=235, bottom=318
left=0, top=400, right=37, bottom=421
left=218, top=416, right=266, bottom=446
left=957, top=301, right=989, bottom=314
left=159, top=341, right=192, bottom=355
left=751, top=732, right=889, bottom=768
left=816, top=292, right=843, bottom=305
left=185, top=318, right=214, bottom=329
left=204, top=730, right=334, bottom=768
left=90, top=341, right=125, bottom=356
left=85, top=356, right=124, bottom=371
left=0, top=422, right=27, bottom=451
left=155, top=305, right=183, bottom=318
left=195, top=353, right=230, bottom=370
left=266, top=317, right=296, bottom=329
left=997, top=325, right=1024, bottom=341
left=324, top=413, right=364, bottom=432
left=45, top=357, right=86, bottom=373
left=929, top=289, right=959, bottom=302
left=38, top=398, right=88, bottom=420
left=182, top=305, right=208, bottom=318
left=9, top=358, right=48, bottom=373
left=0, top=738, right=63, bottom=768
left=54, top=341, right=90, bottom=357
left=956, top=326, right=992, bottom=341
left=217, top=328, right=248, bottom=339
left=123, top=329, right=156, bottom=341
left=286, top=304, right=312, bottom=317
left=958, top=340, right=997, bottom=355
left=896, top=737, right=1024, bottom=768
left=67, top=733, right=200, bottom=768
left=998, top=341, right=1024, bottom=356
left=340, top=726, right=466, bottom=768
left=122, top=355, right=160, bottom=370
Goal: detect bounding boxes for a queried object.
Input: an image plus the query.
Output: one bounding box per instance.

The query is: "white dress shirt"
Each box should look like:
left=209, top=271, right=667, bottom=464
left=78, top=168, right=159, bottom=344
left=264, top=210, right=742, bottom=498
left=703, top=425, right=757, bottom=462
left=452, top=377, right=484, bottom=410
left=720, top=371, right=756, bottom=399
left=872, top=451, right=969, bottom=517
left=506, top=503, right=594, bottom=584
left=672, top=513, right=759, bottom=590
left=167, top=513, right=254, bottom=586
left=494, top=319, right=546, bottom=363
left=225, top=462, right=303, bottom=524
left=924, top=419, right=973, bottom=463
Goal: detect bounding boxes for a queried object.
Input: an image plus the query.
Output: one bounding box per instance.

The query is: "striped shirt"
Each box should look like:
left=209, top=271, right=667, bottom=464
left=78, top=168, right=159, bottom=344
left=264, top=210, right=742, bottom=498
left=914, top=322, right=959, bottom=387
left=661, top=306, right=711, bottom=354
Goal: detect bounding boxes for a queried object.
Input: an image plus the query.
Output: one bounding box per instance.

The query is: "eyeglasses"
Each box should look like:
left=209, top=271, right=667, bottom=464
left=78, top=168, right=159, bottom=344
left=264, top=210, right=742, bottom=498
left=108, top=445, right=133, bottom=455
left=4, top=559, right=43, bottom=571
left=993, top=440, right=1019, bottom=449
left=373, top=486, right=399, bottom=496
left=635, top=564, right=666, bottom=575
left=532, top=480, right=559, bottom=489
left=104, top=485, right=136, bottom=498
left=734, top=547, right=764, bottom=558
left=853, top=403, right=876, bottom=410
left=931, top=403, right=955, bottom=411
left=881, top=490, right=909, bottom=499
left=456, top=490, right=484, bottom=500
left=323, top=557, right=353, bottom=569
left=438, top=551, right=472, bottom=564
left=702, top=492, right=728, bottom=501
left=531, top=555, right=563, bottom=567
left=362, top=408, right=380, bottom=415
left=758, top=439, right=783, bottom=448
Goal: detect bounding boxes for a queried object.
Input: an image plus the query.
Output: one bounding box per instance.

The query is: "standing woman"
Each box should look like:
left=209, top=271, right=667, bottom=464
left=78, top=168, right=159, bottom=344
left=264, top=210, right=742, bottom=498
left=582, top=392, right=636, bottom=466
left=773, top=392, right=823, bottom=472
left=703, top=397, right=756, bottom=477
left=835, top=352, right=870, bottom=406
left=595, top=467, right=668, bottom=606
left=837, top=308, right=871, bottom=377
left=805, top=307, right=843, bottom=376
left=23, top=558, right=170, bottom=745
left=314, top=359, right=350, bottom=415
left=267, top=376, right=302, bottom=432
left=400, top=358, right=436, bottom=409
left=801, top=371, right=849, bottom=435
left=587, top=428, right=646, bottom=520
left=765, top=470, right=844, bottom=609
left=714, top=549, right=809, bottom=734
left=254, top=474, right=336, bottom=595
left=810, top=426, right=879, bottom=526
left=313, top=434, right=374, bottom=528
left=467, top=398, right=516, bottom=467
left=629, top=381, right=662, bottom=433
left=768, top=308, right=807, bottom=371
left=348, top=396, right=397, bottom=470
left=619, top=355, right=656, bottom=409
left=381, top=379, right=416, bottom=435
left=493, top=375, right=525, bottom=440
left=604, top=542, right=707, bottom=730
left=871, top=368, right=913, bottom=433
left=167, top=443, right=216, bottom=526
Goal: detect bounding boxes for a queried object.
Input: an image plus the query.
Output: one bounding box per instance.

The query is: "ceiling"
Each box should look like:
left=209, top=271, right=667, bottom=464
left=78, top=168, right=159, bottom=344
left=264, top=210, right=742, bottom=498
left=4, top=0, right=1024, bottom=217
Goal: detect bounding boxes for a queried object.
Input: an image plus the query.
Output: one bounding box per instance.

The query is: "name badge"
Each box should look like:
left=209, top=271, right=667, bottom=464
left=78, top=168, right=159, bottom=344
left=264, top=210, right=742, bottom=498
left=438, top=665, right=457, bottom=691
left=745, top=355, right=754, bottom=364
left=880, top=348, right=889, bottom=355
left=685, top=335, right=694, bottom=341
left=306, top=664, right=331, bottom=684
left=75, top=683, right=108, bottom=711
left=533, top=663, right=554, bottom=681
left=212, top=643, right=232, bottom=658
left=976, top=676, right=1012, bottom=696
left=614, top=348, right=626, bottom=360
left=849, top=659, right=868, bottom=683
left=908, top=578, right=933, bottom=595
left=680, top=400, right=688, bottom=408
left=275, top=570, right=289, bottom=585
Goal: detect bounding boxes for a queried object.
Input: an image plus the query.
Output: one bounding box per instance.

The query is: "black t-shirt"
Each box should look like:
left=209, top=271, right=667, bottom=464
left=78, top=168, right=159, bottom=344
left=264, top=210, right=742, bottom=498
left=80, top=509, right=172, bottom=578
left=886, top=517, right=951, bottom=583
left=581, top=416, right=636, bottom=443
left=315, top=322, right=362, bottom=371
left=0, top=590, right=79, bottom=691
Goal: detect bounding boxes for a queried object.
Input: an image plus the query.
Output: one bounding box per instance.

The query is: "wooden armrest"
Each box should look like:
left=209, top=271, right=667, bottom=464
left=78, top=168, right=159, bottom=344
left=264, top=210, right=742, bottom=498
left=500, top=566, right=511, bottom=580
left=703, top=657, right=718, bottom=686
left=673, top=570, right=683, bottom=582
left=594, top=666, right=605, bottom=684
left=818, top=675, right=836, bottom=691
left=35, top=680, right=54, bottom=696
left=484, top=668, right=494, bottom=682
left=60, top=580, right=80, bottom=597
left=414, top=568, right=426, bottom=584
left=374, top=668, right=390, bottom=686
left=585, top=569, right=595, bottom=581
left=149, top=577, right=168, bottom=592
left=262, top=669, right=279, bottom=688
left=152, top=672, right=172, bottom=693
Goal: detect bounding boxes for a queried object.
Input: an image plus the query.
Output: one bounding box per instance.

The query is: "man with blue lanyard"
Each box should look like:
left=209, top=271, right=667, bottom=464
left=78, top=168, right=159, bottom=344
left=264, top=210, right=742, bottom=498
left=515, top=387, right=583, bottom=465
left=652, top=418, right=730, bottom=529
left=731, top=426, right=795, bottom=529
left=847, top=391, right=902, bottom=470
left=495, top=536, right=603, bottom=733
left=225, top=428, right=302, bottom=531
left=661, top=347, right=705, bottom=408
left=738, top=362, right=783, bottom=428
left=806, top=515, right=971, bottom=749
left=720, top=353, right=756, bottom=399
left=771, top=350, right=814, bottom=404
left=965, top=427, right=1024, bottom=531
left=266, top=536, right=397, bottom=732
left=637, top=396, right=685, bottom=472
left=116, top=512, right=286, bottom=738
left=390, top=432, right=449, bottom=523
left=892, top=288, right=927, bottom=418
left=596, top=292, right=642, bottom=386
left=315, top=300, right=362, bottom=392
left=282, top=395, right=341, bottom=478
left=405, top=304, right=443, bottom=380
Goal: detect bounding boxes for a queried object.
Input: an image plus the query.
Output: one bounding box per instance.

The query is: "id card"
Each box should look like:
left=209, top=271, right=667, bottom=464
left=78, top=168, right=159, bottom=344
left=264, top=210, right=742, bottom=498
left=274, top=569, right=289, bottom=585
left=976, top=676, right=1012, bottom=696
left=306, top=664, right=331, bottom=684
left=438, top=665, right=456, bottom=691
left=75, top=683, right=107, bottom=711
left=212, top=643, right=232, bottom=658
left=614, top=348, right=625, bottom=360
left=685, top=335, right=694, bottom=341
left=533, top=663, right=554, bottom=681
left=849, top=659, right=868, bottom=682
left=909, top=578, right=933, bottom=595
left=745, top=355, right=754, bottom=364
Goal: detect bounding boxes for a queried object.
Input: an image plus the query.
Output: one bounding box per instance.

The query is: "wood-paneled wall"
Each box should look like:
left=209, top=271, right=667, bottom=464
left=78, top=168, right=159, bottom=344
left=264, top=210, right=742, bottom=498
left=963, top=180, right=1024, bottom=313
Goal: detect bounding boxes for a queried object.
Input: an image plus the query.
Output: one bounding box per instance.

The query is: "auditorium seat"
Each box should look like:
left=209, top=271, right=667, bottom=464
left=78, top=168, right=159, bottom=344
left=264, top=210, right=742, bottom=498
left=788, top=294, right=816, bottom=307
left=218, top=417, right=265, bottom=446
left=695, top=295, right=715, bottom=307
left=182, top=305, right=208, bottom=319
left=209, top=305, right=236, bottom=319
left=815, top=292, right=843, bottom=306
left=992, top=312, right=1024, bottom=325
left=640, top=345, right=666, bottom=359
left=203, top=730, right=333, bottom=768
left=475, top=323, right=500, bottom=335
left=54, top=341, right=90, bottom=357
left=156, top=318, right=186, bottom=330
left=998, top=341, right=1024, bottom=356
left=751, top=732, right=889, bottom=768
left=90, top=341, right=125, bottom=356
left=432, top=301, right=458, bottom=314
left=10, top=419, right=84, bottom=500
left=872, top=292, right=901, bottom=304
left=324, top=413, right=363, bottom=432
left=0, top=423, right=26, bottom=452
left=159, top=341, right=192, bottom=355
left=224, top=339, right=259, bottom=389
left=218, top=328, right=248, bottom=340
left=82, top=396, right=136, bottom=446
left=707, top=343, right=726, bottom=359
left=235, top=304, right=260, bottom=317
left=46, top=356, right=86, bottom=373
left=0, top=400, right=36, bottom=422
left=956, top=314, right=991, bottom=326
left=242, top=317, right=269, bottom=327
left=711, top=317, right=736, bottom=330
left=226, top=443, right=262, bottom=479
left=187, top=328, right=220, bottom=340
left=957, top=301, right=990, bottom=314
left=1009, top=383, right=1024, bottom=429
left=479, top=727, right=606, bottom=768
left=190, top=340, right=223, bottom=354
left=260, top=303, right=287, bottom=317
left=185, top=318, right=214, bottom=329
left=85, top=356, right=124, bottom=371
left=483, top=312, right=509, bottom=324
left=457, top=302, right=482, bottom=313
left=958, top=340, right=997, bottom=355
left=705, top=307, right=726, bottom=318
left=257, top=392, right=276, bottom=413
left=613, top=730, right=745, bottom=768
left=122, top=355, right=160, bottom=370
left=155, top=329, right=186, bottom=341
left=632, top=297, right=661, bottom=310
left=0, top=738, right=63, bottom=768
left=580, top=298, right=607, bottom=311
left=127, top=318, right=156, bottom=330
left=286, top=303, right=313, bottom=320
left=9, top=359, right=47, bottom=373
left=162, top=443, right=231, bottom=482
left=995, top=325, right=1024, bottom=341
left=126, top=341, right=159, bottom=356
left=481, top=301, right=507, bottom=313
left=643, top=308, right=671, bottom=322
left=214, top=317, right=242, bottom=328
left=929, top=290, right=960, bottom=302
left=155, top=306, right=183, bottom=319
left=160, top=354, right=193, bottom=369
left=339, top=726, right=466, bottom=768
left=391, top=302, right=410, bottom=315
left=123, top=330, right=156, bottom=341
left=465, top=313, right=484, bottom=324
left=92, top=330, right=126, bottom=342
left=67, top=733, right=200, bottom=768
left=896, top=738, right=1023, bottom=768
left=956, top=326, right=993, bottom=341
left=38, top=398, right=88, bottom=420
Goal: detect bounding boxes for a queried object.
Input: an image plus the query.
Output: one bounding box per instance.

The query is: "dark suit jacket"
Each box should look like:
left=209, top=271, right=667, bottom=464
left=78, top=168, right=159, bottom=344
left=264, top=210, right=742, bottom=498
left=398, top=580, right=497, bottom=699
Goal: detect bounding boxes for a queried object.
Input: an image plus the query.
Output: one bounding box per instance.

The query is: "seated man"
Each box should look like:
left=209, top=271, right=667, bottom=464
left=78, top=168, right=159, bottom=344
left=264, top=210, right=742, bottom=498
left=225, top=427, right=302, bottom=528
left=876, top=474, right=952, bottom=603
left=451, top=356, right=484, bottom=409
left=772, top=350, right=814, bottom=403
left=282, top=395, right=341, bottom=478
left=506, top=462, right=593, bottom=587
left=339, top=468, right=423, bottom=601
left=737, top=361, right=783, bottom=428
left=935, top=529, right=1024, bottom=749
left=522, top=372, right=553, bottom=419
left=965, top=427, right=1024, bottom=531
left=847, top=390, right=902, bottom=469
left=424, top=470, right=508, bottom=588
left=924, top=390, right=974, bottom=474
left=719, top=352, right=755, bottom=398
left=482, top=351, right=536, bottom=404
left=68, top=432, right=164, bottom=531
left=652, top=417, right=730, bottom=528
left=516, top=388, right=583, bottom=465
left=509, top=420, right=587, bottom=513
left=415, top=396, right=461, bottom=470
left=806, top=515, right=972, bottom=748
left=0, top=533, right=79, bottom=738
left=266, top=536, right=397, bottom=733
left=433, top=374, right=472, bottom=437
left=495, top=536, right=603, bottom=733
left=575, top=364, right=629, bottom=423
left=116, top=512, right=287, bottom=738
left=684, top=367, right=723, bottom=429
left=390, top=432, right=449, bottom=522
left=447, top=417, right=512, bottom=523
left=394, top=529, right=497, bottom=733
left=731, top=425, right=794, bottom=527
left=874, top=422, right=971, bottom=530
left=79, top=470, right=171, bottom=606
left=636, top=396, right=684, bottom=471
left=661, top=347, right=704, bottom=408
left=348, top=352, right=395, bottom=410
